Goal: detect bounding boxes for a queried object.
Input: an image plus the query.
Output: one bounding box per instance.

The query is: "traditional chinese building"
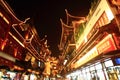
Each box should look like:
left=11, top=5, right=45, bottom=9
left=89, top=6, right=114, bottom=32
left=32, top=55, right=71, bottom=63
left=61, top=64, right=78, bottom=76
left=0, top=0, right=53, bottom=74
left=63, top=0, right=120, bottom=80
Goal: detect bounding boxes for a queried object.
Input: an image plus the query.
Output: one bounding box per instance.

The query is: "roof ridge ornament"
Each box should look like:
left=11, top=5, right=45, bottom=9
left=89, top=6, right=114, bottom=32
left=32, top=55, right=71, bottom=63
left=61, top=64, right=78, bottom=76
left=65, top=9, right=86, bottom=26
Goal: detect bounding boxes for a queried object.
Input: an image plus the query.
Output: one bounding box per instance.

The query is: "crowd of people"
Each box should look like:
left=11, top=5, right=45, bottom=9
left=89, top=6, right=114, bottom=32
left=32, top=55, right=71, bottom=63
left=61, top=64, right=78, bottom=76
left=0, top=69, right=38, bottom=80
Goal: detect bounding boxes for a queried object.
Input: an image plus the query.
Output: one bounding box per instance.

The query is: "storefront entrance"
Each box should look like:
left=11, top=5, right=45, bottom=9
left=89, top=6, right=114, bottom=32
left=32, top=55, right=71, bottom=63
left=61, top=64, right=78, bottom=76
left=106, top=67, right=118, bottom=80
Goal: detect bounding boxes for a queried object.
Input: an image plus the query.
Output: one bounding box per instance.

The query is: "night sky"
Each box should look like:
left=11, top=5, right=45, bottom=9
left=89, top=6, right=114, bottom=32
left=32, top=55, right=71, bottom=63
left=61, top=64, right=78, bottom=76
left=6, top=0, right=91, bottom=57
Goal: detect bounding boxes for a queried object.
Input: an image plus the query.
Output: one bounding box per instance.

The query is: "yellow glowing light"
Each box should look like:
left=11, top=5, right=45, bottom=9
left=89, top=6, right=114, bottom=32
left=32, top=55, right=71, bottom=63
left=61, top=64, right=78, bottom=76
left=25, top=33, right=29, bottom=39
left=9, top=32, right=25, bottom=47
left=1, top=39, right=7, bottom=50
left=74, top=47, right=98, bottom=68
left=0, top=12, right=9, bottom=24
left=14, top=48, right=18, bottom=57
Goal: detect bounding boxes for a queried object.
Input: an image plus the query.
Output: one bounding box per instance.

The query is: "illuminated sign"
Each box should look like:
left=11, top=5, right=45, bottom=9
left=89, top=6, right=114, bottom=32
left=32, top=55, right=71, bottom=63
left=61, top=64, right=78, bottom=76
left=74, top=34, right=117, bottom=68
left=96, top=34, right=117, bottom=54
left=74, top=47, right=98, bottom=68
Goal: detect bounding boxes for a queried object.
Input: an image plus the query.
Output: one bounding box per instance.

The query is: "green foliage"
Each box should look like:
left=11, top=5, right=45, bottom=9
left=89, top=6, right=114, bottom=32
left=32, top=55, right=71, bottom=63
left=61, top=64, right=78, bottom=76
left=74, top=23, right=85, bottom=42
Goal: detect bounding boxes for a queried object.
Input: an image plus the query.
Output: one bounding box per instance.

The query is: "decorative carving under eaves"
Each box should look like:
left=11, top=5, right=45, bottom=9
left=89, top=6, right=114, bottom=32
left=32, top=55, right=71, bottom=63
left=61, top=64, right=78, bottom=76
left=59, top=19, right=74, bottom=51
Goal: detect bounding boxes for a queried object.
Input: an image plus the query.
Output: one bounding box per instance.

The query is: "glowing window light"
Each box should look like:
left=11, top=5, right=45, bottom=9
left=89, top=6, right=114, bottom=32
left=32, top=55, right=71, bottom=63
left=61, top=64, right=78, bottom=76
left=1, top=42, right=5, bottom=50
left=14, top=48, right=18, bottom=57
left=106, top=9, right=114, bottom=21
left=104, top=60, right=113, bottom=67
left=1, top=39, right=7, bottom=50
left=84, top=36, right=88, bottom=43
left=63, top=59, right=67, bottom=65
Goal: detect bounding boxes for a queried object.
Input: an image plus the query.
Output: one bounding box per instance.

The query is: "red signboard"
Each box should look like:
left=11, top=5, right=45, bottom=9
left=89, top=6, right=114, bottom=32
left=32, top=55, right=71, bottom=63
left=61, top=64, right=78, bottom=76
left=96, top=34, right=117, bottom=54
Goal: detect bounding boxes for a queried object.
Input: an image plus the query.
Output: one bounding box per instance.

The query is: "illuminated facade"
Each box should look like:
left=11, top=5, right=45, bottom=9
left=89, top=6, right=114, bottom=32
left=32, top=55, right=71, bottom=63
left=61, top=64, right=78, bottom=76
left=59, top=0, right=120, bottom=80
left=58, top=9, right=86, bottom=75
left=0, top=0, right=53, bottom=74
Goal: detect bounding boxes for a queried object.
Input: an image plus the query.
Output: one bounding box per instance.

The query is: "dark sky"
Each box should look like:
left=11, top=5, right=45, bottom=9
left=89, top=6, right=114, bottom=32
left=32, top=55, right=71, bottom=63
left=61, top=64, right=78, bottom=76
left=6, top=0, right=91, bottom=57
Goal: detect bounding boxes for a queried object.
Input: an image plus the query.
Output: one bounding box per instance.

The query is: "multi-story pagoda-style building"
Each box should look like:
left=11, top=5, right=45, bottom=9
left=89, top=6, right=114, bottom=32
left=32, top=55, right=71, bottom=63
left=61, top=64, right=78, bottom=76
left=0, top=0, right=52, bottom=75
left=60, top=0, right=120, bottom=80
